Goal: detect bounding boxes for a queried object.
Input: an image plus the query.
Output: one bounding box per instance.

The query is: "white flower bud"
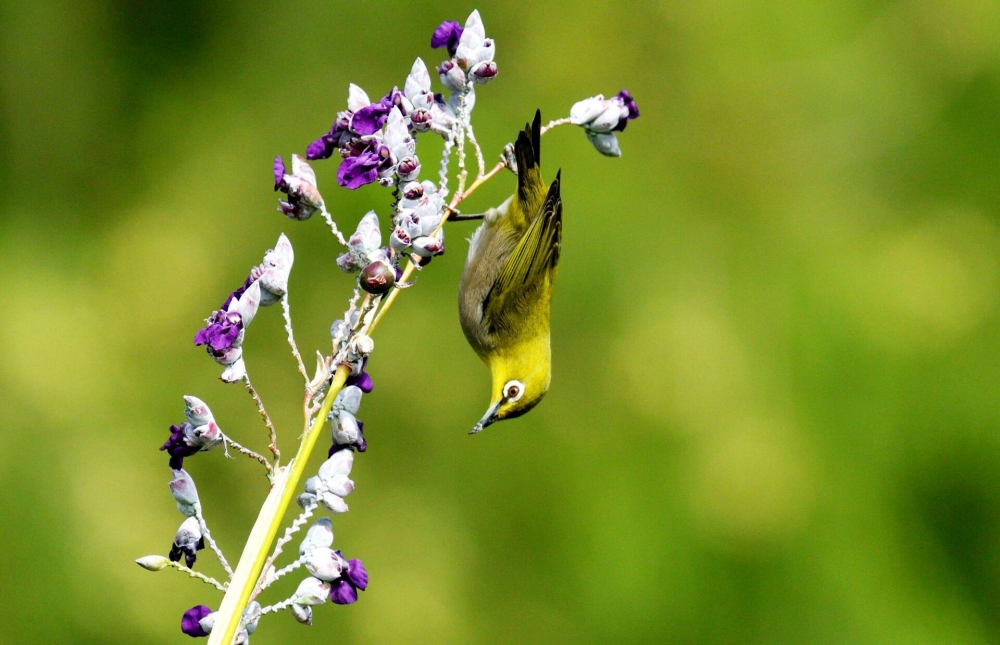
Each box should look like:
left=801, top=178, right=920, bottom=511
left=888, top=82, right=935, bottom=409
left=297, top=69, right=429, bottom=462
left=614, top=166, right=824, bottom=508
left=586, top=130, right=622, bottom=157
left=332, top=386, right=363, bottom=415
left=319, top=448, right=355, bottom=481
left=199, top=612, right=217, bottom=634
left=405, top=58, right=432, bottom=101
left=169, top=469, right=200, bottom=516
left=220, top=356, right=247, bottom=383
left=243, top=601, right=261, bottom=634
left=332, top=411, right=361, bottom=445
left=390, top=227, right=412, bottom=253
left=296, top=492, right=317, bottom=508
left=412, top=234, right=445, bottom=258
left=183, top=396, right=215, bottom=427
left=293, top=577, right=331, bottom=605
left=383, top=108, right=414, bottom=160
left=325, top=473, right=355, bottom=498
left=299, top=518, right=334, bottom=556
left=291, top=604, right=313, bottom=625
left=319, top=492, right=349, bottom=514
left=305, top=547, right=344, bottom=582
left=228, top=280, right=261, bottom=327
left=439, top=60, right=467, bottom=93
left=257, top=233, right=294, bottom=306
left=234, top=629, right=249, bottom=645
left=174, top=516, right=203, bottom=549
left=135, top=555, right=169, bottom=571
left=348, top=83, right=370, bottom=112
left=304, top=475, right=322, bottom=495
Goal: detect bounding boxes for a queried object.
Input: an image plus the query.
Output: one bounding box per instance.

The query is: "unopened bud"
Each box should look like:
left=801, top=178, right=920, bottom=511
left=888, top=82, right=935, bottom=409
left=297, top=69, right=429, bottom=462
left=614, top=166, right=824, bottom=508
left=351, top=333, right=374, bottom=356
left=243, top=601, right=261, bottom=634
left=402, top=181, right=424, bottom=200
left=410, top=108, right=433, bottom=132
left=390, top=227, right=411, bottom=252
left=470, top=61, right=498, bottom=84
left=305, top=547, right=344, bottom=582
left=299, top=518, right=334, bottom=556
left=411, top=235, right=445, bottom=258
left=291, top=604, right=313, bottom=625
left=320, top=492, right=349, bottom=514
left=136, top=555, right=169, bottom=571
left=438, top=60, right=467, bottom=93
left=169, top=469, right=200, bottom=516
left=293, top=577, right=331, bottom=605
left=586, top=130, right=621, bottom=157
left=199, top=612, right=217, bottom=634
left=359, top=261, right=395, bottom=295
left=332, top=411, right=361, bottom=445
left=396, top=156, right=421, bottom=182
left=183, top=396, right=214, bottom=427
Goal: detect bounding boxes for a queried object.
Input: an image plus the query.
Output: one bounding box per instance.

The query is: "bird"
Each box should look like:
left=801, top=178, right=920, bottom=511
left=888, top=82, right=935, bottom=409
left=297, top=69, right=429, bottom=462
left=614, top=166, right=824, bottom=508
left=456, top=110, right=563, bottom=434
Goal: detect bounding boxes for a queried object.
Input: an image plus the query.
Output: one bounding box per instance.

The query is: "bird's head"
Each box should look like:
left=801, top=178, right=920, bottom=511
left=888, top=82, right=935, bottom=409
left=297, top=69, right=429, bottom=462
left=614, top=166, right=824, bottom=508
left=471, top=344, right=551, bottom=434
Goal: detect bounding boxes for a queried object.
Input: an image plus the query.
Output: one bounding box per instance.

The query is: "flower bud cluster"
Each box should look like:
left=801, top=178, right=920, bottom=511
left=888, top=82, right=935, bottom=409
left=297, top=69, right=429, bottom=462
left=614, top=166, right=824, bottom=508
left=391, top=180, right=447, bottom=261
left=432, top=11, right=498, bottom=90
left=159, top=396, right=223, bottom=469
left=193, top=235, right=294, bottom=381
left=305, top=74, right=449, bottom=191
left=294, top=515, right=369, bottom=612
left=569, top=90, right=641, bottom=157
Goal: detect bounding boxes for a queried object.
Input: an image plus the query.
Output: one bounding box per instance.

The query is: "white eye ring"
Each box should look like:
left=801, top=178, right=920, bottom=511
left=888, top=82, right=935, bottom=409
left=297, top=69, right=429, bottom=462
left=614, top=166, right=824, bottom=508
left=503, top=380, right=525, bottom=402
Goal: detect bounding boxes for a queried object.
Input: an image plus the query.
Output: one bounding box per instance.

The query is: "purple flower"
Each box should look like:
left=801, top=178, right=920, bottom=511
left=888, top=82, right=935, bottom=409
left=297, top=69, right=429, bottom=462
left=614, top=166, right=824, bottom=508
left=350, top=88, right=405, bottom=136
left=181, top=605, right=213, bottom=638
left=307, top=111, right=353, bottom=161
left=337, top=151, right=382, bottom=189
left=170, top=517, right=205, bottom=568
left=431, top=20, right=464, bottom=57
left=275, top=154, right=324, bottom=220
left=161, top=424, right=200, bottom=470
left=194, top=310, right=243, bottom=354
left=346, top=357, right=374, bottom=393
left=330, top=553, right=368, bottom=604
left=613, top=89, right=640, bottom=131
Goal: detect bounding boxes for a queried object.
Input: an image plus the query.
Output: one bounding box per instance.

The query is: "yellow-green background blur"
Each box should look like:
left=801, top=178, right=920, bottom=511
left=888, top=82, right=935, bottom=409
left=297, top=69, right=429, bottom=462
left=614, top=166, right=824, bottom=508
left=3, top=0, right=1000, bottom=643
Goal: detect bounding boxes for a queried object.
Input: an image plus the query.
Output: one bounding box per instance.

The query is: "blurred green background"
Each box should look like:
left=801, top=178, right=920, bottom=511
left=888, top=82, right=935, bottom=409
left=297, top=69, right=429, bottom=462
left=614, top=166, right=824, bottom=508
left=2, top=0, right=1000, bottom=643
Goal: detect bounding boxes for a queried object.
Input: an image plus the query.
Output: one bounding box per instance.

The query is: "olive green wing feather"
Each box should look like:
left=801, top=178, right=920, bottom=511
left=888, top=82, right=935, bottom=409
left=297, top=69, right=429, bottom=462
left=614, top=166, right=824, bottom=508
left=482, top=172, right=562, bottom=332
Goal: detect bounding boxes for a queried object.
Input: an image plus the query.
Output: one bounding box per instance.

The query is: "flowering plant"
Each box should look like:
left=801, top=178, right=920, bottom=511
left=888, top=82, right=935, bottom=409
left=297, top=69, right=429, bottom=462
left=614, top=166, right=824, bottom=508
left=136, top=9, right=638, bottom=644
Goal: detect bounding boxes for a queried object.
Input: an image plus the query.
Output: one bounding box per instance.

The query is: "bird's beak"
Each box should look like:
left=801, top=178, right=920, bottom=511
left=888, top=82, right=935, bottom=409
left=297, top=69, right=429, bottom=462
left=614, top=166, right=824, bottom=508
left=470, top=401, right=502, bottom=434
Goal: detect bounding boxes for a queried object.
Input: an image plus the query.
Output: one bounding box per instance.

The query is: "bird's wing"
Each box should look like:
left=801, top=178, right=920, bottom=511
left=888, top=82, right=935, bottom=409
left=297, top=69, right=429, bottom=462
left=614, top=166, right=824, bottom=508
left=482, top=172, right=562, bottom=331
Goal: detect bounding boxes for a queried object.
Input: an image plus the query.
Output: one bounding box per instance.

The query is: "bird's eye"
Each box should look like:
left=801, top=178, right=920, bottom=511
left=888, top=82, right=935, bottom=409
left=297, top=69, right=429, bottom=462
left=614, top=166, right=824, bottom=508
left=503, top=380, right=524, bottom=402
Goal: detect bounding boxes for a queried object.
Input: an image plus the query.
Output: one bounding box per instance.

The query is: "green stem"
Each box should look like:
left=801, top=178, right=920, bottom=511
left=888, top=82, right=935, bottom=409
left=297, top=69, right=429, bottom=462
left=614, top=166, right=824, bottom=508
left=206, top=364, right=350, bottom=645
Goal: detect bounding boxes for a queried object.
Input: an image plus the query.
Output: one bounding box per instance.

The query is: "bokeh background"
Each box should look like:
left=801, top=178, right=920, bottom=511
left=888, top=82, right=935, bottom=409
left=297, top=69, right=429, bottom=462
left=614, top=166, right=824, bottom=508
left=2, top=0, right=1000, bottom=643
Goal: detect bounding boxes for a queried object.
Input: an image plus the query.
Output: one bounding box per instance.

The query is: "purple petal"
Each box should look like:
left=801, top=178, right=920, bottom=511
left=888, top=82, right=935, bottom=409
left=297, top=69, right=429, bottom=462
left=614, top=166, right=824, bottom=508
left=617, top=89, right=639, bottom=120
left=273, top=156, right=285, bottom=191
left=181, top=605, right=212, bottom=637
left=354, top=372, right=373, bottom=393
left=337, top=152, right=381, bottom=190
left=346, top=559, right=368, bottom=590
left=193, top=327, right=211, bottom=346
left=431, top=20, right=463, bottom=57
left=307, top=134, right=335, bottom=161
left=351, top=103, right=391, bottom=136
left=330, top=579, right=359, bottom=605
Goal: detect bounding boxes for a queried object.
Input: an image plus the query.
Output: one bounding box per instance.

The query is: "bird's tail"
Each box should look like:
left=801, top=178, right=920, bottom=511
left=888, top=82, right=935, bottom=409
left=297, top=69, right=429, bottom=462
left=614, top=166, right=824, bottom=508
left=515, top=110, right=544, bottom=204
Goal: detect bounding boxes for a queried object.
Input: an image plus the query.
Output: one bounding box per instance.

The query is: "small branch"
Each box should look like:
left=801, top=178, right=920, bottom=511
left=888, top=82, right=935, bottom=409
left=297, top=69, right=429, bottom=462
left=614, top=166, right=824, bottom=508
left=244, top=598, right=296, bottom=626
left=253, top=502, right=316, bottom=598
left=222, top=434, right=273, bottom=475
left=197, top=507, right=234, bottom=578
left=320, top=208, right=348, bottom=246
left=541, top=117, right=572, bottom=135
left=439, top=131, right=455, bottom=192
left=166, top=559, right=228, bottom=592
left=466, top=121, right=486, bottom=179
left=281, top=294, right=308, bottom=381
left=244, top=377, right=280, bottom=464
left=456, top=93, right=469, bottom=194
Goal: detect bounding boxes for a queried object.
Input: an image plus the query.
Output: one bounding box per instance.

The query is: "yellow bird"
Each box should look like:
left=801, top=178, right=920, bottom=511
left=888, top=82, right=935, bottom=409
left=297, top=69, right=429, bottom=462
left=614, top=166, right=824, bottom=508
left=456, top=110, right=563, bottom=433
